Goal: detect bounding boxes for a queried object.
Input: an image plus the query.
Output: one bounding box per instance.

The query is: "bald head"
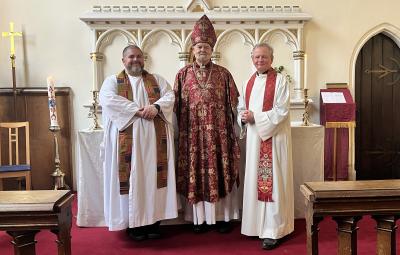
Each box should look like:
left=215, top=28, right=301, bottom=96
left=122, top=45, right=143, bottom=58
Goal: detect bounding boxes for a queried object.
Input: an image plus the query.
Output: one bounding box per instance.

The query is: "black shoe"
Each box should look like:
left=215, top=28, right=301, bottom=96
left=127, top=227, right=147, bottom=241
left=262, top=238, right=280, bottom=250
left=147, top=221, right=161, bottom=239
left=216, top=221, right=232, bottom=234
left=193, top=223, right=209, bottom=234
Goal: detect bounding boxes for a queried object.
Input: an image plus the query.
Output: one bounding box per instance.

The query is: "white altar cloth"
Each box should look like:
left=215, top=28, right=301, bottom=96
left=76, top=129, right=106, bottom=227
left=291, top=122, right=324, bottom=218
left=76, top=122, right=324, bottom=226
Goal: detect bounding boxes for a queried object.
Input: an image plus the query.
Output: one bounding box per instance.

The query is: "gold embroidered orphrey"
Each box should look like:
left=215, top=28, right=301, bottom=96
left=116, top=70, right=168, bottom=195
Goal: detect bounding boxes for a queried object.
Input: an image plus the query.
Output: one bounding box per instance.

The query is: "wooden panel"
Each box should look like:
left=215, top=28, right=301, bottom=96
left=0, top=87, right=72, bottom=190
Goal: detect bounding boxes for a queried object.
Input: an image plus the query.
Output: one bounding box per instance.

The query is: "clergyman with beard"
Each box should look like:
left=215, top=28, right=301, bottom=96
left=174, top=15, right=241, bottom=234
left=99, top=45, right=178, bottom=241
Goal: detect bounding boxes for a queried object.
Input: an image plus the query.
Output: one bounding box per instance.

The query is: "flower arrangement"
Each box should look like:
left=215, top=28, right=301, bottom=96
left=274, top=66, right=292, bottom=83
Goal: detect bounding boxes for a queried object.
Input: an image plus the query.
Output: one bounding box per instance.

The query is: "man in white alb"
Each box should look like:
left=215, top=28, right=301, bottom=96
left=99, top=45, right=178, bottom=241
left=238, top=43, right=294, bottom=250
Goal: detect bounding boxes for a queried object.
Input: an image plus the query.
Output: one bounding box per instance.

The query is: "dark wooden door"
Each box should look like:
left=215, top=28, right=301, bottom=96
left=355, top=33, right=400, bottom=179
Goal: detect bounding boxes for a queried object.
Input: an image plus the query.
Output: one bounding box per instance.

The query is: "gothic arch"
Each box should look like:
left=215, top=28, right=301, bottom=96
left=95, top=28, right=137, bottom=53
left=141, top=29, right=183, bottom=52
left=259, top=28, right=299, bottom=51
left=349, top=23, right=400, bottom=93
left=214, top=29, right=256, bottom=51
left=184, top=31, right=193, bottom=52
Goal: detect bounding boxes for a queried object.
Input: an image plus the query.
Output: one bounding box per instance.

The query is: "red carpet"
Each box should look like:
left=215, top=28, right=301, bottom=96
left=0, top=196, right=399, bottom=255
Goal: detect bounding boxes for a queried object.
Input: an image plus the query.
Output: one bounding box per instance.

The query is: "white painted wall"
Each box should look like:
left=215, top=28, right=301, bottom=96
left=1, top=0, right=400, bottom=187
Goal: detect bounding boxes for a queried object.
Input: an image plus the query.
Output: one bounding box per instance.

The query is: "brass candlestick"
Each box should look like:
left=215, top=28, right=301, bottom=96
left=88, top=90, right=102, bottom=130
left=49, top=125, right=68, bottom=190
left=302, top=88, right=311, bottom=126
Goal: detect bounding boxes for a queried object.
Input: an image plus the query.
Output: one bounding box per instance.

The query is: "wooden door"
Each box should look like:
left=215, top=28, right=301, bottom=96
left=355, top=33, right=400, bottom=179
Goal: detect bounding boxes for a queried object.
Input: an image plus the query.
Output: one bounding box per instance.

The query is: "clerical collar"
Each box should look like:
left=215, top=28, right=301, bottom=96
left=256, top=68, right=273, bottom=76
left=194, top=61, right=212, bottom=69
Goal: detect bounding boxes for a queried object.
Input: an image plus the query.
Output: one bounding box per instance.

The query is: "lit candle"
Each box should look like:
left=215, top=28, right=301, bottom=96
left=304, top=54, right=307, bottom=89
left=47, top=76, right=59, bottom=127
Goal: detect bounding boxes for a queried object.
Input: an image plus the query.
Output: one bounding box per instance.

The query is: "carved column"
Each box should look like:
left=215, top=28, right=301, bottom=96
left=332, top=216, right=362, bottom=255
left=293, top=50, right=305, bottom=102
left=178, top=52, right=190, bottom=67
left=372, top=215, right=399, bottom=255
left=7, top=230, right=40, bottom=255
left=212, top=52, right=221, bottom=64
left=143, top=52, right=149, bottom=63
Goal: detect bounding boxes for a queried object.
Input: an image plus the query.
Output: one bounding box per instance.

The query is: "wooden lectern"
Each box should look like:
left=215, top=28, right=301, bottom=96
left=320, top=88, right=356, bottom=181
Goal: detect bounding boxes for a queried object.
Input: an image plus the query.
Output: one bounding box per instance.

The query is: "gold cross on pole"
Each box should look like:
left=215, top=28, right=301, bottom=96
left=2, top=22, right=22, bottom=56
left=2, top=22, right=22, bottom=121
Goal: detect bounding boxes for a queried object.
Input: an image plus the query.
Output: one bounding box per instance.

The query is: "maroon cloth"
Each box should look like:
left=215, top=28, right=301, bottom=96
left=245, top=70, right=276, bottom=202
left=174, top=62, right=240, bottom=204
left=320, top=88, right=356, bottom=180
left=320, top=89, right=355, bottom=124
left=191, top=15, right=217, bottom=48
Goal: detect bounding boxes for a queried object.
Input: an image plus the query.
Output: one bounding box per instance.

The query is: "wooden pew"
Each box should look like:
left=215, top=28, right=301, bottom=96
left=0, top=190, right=74, bottom=255
left=301, top=180, right=400, bottom=255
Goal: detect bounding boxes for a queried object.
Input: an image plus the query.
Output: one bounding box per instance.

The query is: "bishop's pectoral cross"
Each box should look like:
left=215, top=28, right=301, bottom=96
left=2, top=22, right=23, bottom=120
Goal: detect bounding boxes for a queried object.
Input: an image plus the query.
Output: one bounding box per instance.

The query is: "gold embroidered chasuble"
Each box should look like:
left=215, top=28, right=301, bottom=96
left=174, top=62, right=241, bottom=204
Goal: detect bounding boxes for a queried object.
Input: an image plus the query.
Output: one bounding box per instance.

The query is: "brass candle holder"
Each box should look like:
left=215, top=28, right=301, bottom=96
left=302, top=88, right=311, bottom=126
left=88, top=90, right=102, bottom=130
left=49, top=125, right=68, bottom=190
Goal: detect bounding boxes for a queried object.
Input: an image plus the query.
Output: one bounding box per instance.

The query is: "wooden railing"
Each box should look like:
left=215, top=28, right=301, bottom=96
left=301, top=180, right=400, bottom=255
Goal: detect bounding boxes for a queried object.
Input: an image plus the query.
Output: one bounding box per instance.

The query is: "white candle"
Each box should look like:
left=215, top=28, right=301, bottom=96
left=47, top=76, right=60, bottom=127
left=92, top=57, right=97, bottom=91
left=304, top=54, right=308, bottom=89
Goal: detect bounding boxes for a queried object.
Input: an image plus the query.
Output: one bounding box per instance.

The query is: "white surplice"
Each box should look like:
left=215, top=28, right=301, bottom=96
left=99, top=72, right=178, bottom=231
left=238, top=72, right=294, bottom=239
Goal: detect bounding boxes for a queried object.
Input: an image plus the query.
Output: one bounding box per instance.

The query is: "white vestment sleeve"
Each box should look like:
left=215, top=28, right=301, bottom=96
left=152, top=74, right=175, bottom=126
left=237, top=85, right=247, bottom=139
left=99, top=76, right=141, bottom=131
left=254, top=75, right=290, bottom=141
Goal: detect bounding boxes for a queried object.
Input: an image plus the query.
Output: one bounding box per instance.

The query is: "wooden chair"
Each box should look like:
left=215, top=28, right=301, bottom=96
left=0, top=122, right=31, bottom=190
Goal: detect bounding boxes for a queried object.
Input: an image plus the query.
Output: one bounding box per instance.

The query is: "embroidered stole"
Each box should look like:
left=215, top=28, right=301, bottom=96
left=245, top=69, right=277, bottom=202
left=117, top=70, right=168, bottom=195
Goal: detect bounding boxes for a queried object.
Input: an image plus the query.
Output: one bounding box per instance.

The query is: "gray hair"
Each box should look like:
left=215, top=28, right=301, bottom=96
left=251, top=43, right=274, bottom=61
left=122, top=44, right=143, bottom=57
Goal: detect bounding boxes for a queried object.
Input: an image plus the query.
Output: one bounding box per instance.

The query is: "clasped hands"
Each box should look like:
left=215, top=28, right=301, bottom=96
left=135, top=105, right=158, bottom=120
left=241, top=110, right=255, bottom=124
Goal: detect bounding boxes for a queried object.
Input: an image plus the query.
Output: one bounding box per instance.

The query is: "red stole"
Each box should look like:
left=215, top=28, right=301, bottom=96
left=245, top=69, right=277, bottom=202
left=116, top=70, right=168, bottom=195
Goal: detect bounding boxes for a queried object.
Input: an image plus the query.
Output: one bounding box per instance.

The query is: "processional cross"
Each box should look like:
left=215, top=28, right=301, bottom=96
left=2, top=22, right=22, bottom=120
